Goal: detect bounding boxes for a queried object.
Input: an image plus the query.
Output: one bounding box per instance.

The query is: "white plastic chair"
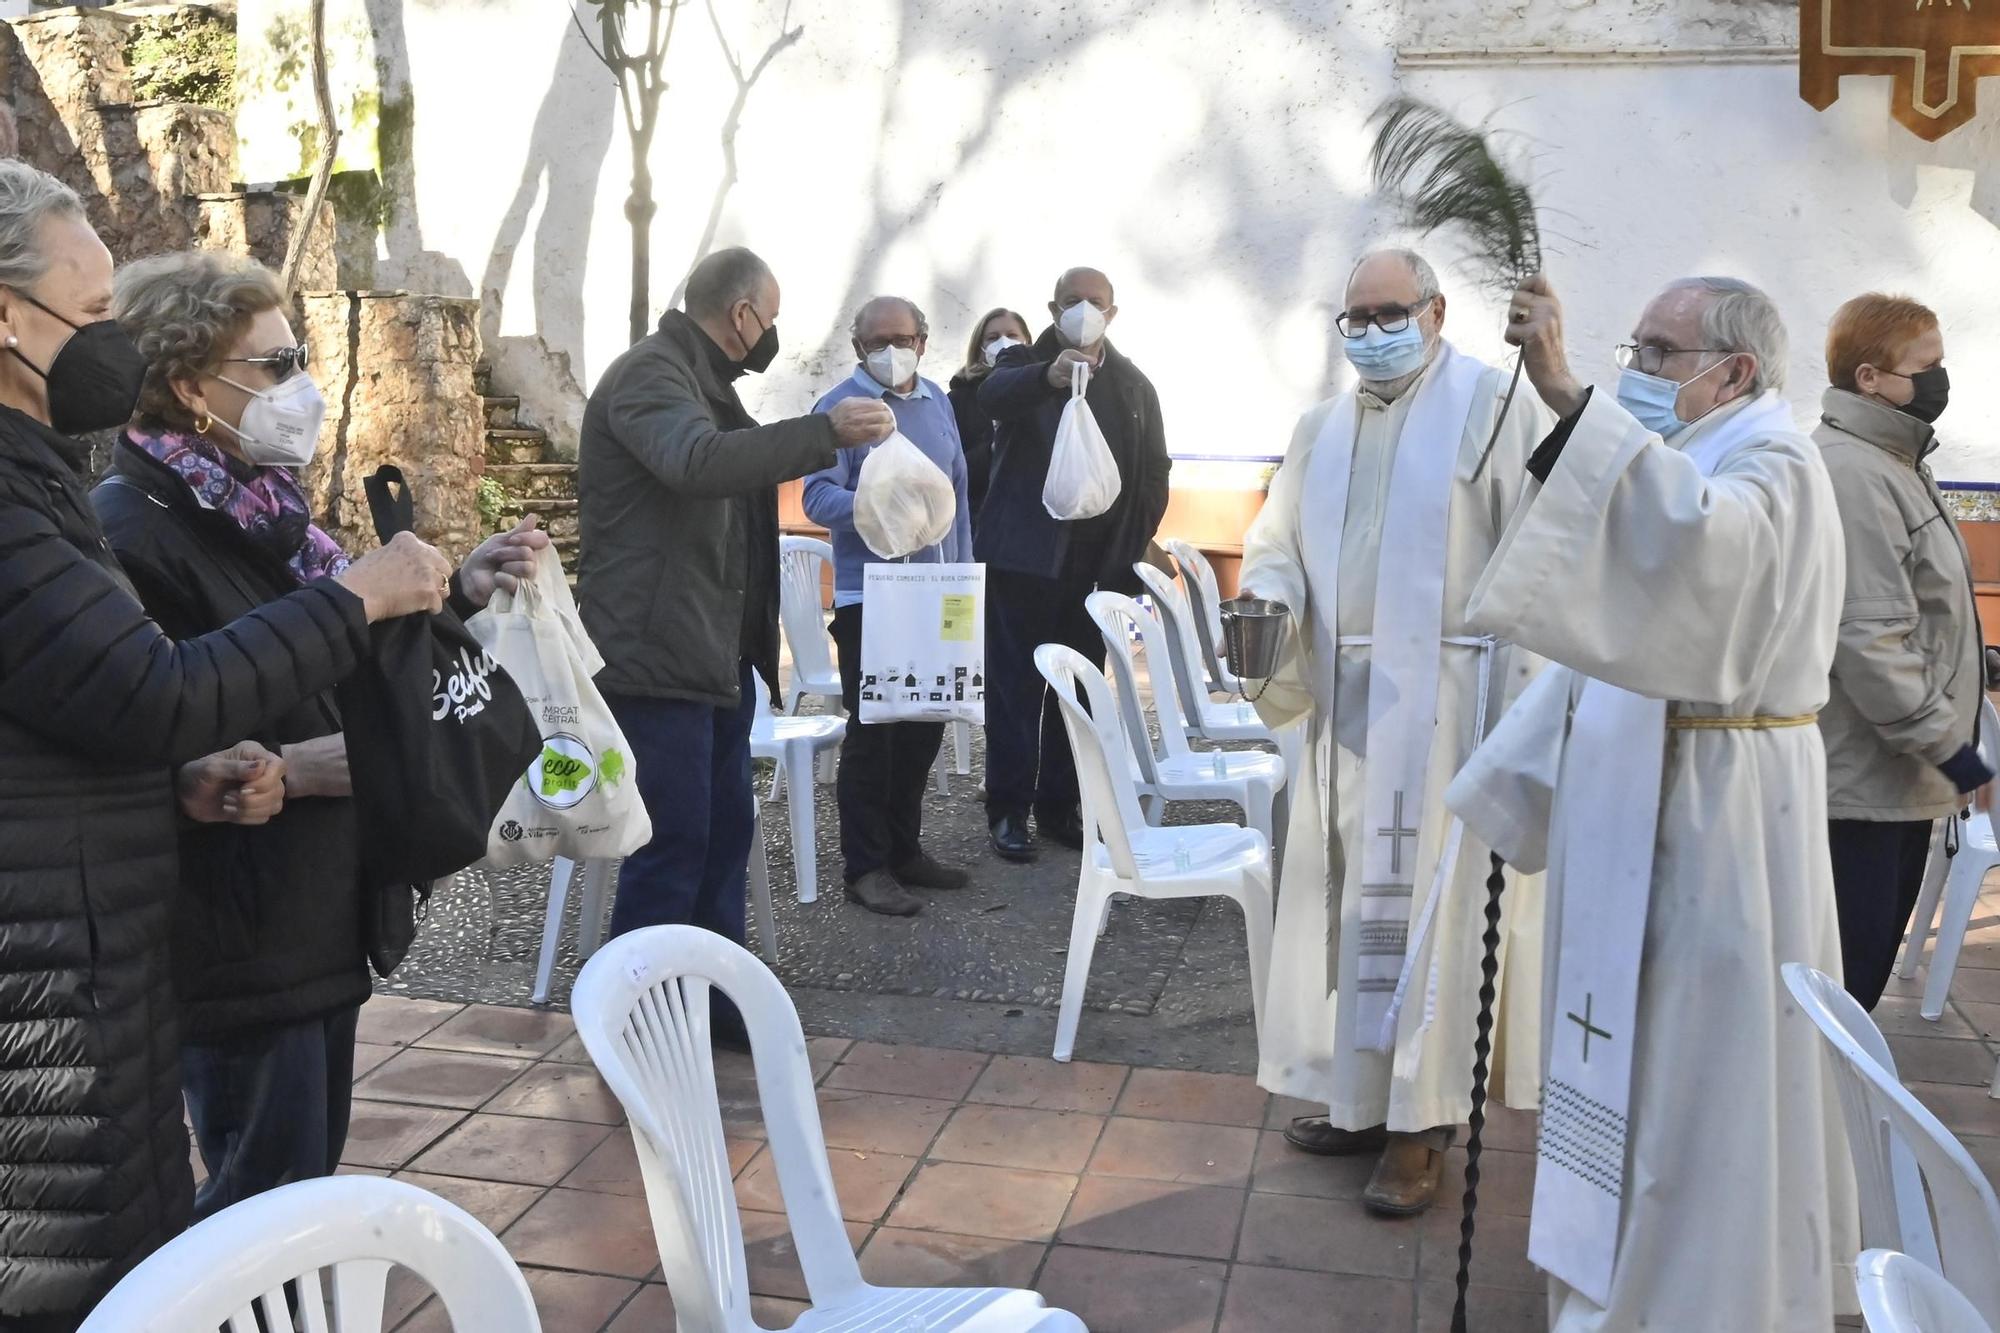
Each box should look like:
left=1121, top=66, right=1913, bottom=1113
left=1164, top=538, right=1243, bottom=698
left=533, top=824, right=782, bottom=1005
left=1860, top=1249, right=1996, bottom=1333
left=1904, top=698, right=2000, bottom=1020
left=570, top=925, right=1086, bottom=1333
left=778, top=536, right=843, bottom=718
left=78, top=1175, right=539, bottom=1333
left=751, top=685, right=844, bottom=906
left=1036, top=643, right=1273, bottom=1063
left=533, top=855, right=614, bottom=1005
left=1898, top=817, right=1956, bottom=981
left=1085, top=590, right=1286, bottom=846
left=1785, top=962, right=2000, bottom=1324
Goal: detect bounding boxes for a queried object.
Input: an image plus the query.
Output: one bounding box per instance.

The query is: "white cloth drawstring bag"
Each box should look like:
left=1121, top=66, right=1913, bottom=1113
left=467, top=546, right=652, bottom=866
left=1042, top=361, right=1122, bottom=521
left=853, top=430, right=957, bottom=559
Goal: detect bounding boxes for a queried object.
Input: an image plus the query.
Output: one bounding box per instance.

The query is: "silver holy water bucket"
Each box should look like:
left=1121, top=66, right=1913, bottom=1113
left=1218, top=596, right=1292, bottom=686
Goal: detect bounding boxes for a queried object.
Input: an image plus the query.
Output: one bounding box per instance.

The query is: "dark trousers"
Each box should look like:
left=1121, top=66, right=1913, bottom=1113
left=984, top=565, right=1105, bottom=824
left=604, top=661, right=758, bottom=949
left=181, top=1004, right=360, bottom=1222
left=1830, top=817, right=1938, bottom=1010
left=829, top=603, right=945, bottom=881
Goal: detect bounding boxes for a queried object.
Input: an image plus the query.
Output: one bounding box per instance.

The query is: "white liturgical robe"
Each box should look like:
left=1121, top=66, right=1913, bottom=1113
left=1241, top=344, right=1550, bottom=1132
left=1446, top=388, right=1859, bottom=1331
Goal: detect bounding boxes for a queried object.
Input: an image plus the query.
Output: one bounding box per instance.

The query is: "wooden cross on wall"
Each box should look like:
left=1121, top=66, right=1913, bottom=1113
left=1801, top=0, right=2000, bottom=141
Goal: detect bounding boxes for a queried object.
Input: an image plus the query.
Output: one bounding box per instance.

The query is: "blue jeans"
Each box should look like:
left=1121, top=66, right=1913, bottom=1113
left=181, top=1005, right=360, bottom=1222
left=603, top=661, right=758, bottom=949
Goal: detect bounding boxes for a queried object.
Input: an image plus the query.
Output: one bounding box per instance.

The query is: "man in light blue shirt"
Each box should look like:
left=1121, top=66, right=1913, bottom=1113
left=805, top=296, right=974, bottom=916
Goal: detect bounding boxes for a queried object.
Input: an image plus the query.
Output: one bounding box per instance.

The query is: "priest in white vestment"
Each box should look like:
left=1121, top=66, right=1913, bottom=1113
left=1446, top=273, right=1859, bottom=1331
left=1239, top=249, right=1550, bottom=1215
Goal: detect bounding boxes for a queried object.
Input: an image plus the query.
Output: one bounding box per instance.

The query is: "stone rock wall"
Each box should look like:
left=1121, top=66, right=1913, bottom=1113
left=1400, top=0, right=1796, bottom=49
left=300, top=292, right=485, bottom=563
left=195, top=189, right=337, bottom=289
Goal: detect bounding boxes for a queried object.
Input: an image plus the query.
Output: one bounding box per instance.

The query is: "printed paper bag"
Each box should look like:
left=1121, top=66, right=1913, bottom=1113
left=859, top=562, right=986, bottom=725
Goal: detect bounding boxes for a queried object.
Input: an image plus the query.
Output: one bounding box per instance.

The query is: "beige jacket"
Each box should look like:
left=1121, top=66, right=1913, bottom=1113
left=1815, top=388, right=1982, bottom=821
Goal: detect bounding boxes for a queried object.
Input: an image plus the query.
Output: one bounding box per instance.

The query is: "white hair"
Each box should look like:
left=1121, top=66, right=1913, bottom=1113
left=1663, top=275, right=1788, bottom=394
left=850, top=295, right=929, bottom=342
left=0, top=160, right=86, bottom=291
left=1347, top=247, right=1441, bottom=304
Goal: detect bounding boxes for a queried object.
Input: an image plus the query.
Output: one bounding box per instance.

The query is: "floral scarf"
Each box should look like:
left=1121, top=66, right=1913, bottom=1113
left=125, top=424, right=351, bottom=582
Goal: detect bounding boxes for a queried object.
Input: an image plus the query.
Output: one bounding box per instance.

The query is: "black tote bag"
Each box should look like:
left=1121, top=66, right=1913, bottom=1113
left=338, top=465, right=542, bottom=971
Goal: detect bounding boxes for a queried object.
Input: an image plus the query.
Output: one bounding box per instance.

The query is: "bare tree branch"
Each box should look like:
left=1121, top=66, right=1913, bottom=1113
left=280, top=0, right=339, bottom=296
left=568, top=4, right=609, bottom=68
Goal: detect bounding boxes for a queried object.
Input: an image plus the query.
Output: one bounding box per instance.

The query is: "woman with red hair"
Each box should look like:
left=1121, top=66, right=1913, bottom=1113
left=1815, top=292, right=1986, bottom=1009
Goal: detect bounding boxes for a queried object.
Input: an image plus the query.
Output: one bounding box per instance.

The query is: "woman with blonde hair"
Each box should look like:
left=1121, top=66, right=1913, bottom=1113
left=1815, top=291, right=1986, bottom=1009
left=947, top=306, right=1032, bottom=527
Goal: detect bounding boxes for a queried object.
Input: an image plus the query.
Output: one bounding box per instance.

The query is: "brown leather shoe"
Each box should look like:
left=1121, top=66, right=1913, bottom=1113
left=844, top=870, right=924, bottom=917
left=1282, top=1117, right=1389, bottom=1156
left=1362, top=1128, right=1456, bottom=1216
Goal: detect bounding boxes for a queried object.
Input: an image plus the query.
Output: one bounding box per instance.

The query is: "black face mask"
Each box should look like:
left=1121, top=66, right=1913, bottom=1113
left=8, top=290, right=148, bottom=436
left=738, top=304, right=780, bottom=375
left=1889, top=365, right=1950, bottom=425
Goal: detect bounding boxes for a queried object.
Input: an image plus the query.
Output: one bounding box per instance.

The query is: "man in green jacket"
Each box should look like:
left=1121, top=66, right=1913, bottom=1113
left=578, top=247, right=891, bottom=1035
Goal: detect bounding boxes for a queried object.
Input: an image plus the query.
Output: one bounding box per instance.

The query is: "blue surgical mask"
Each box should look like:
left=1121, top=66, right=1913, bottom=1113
left=1344, top=323, right=1429, bottom=381
left=1615, top=356, right=1730, bottom=440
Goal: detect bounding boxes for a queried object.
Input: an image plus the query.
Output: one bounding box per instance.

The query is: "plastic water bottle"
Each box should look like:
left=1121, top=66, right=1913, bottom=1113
left=1211, top=749, right=1226, bottom=779
left=1174, top=840, right=1192, bottom=873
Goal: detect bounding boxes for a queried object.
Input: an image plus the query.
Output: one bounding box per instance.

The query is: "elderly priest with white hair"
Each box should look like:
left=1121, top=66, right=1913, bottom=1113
left=1237, top=248, right=1551, bottom=1216
left=1445, top=272, right=1858, bottom=1331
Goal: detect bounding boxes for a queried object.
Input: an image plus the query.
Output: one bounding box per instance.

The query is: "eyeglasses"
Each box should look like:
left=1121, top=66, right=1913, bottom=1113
left=1336, top=303, right=1428, bottom=338
left=861, top=335, right=921, bottom=352
left=1614, top=343, right=1729, bottom=376
left=226, top=343, right=311, bottom=381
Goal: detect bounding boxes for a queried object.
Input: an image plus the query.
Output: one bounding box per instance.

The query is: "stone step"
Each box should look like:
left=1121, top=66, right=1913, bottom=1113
left=484, top=428, right=551, bottom=466
left=497, top=496, right=578, bottom=542
left=483, top=395, right=521, bottom=429
left=483, top=462, right=575, bottom=501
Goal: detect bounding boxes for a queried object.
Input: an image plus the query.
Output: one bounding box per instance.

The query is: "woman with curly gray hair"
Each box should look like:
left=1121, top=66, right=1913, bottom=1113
left=93, top=248, right=549, bottom=1229
left=0, top=160, right=453, bottom=1330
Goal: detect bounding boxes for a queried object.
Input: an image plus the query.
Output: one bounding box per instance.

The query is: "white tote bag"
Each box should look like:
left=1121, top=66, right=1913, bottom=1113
left=467, top=546, right=653, bottom=866
left=859, top=562, right=986, bottom=724
left=853, top=430, right=957, bottom=559
left=1041, top=361, right=1122, bottom=521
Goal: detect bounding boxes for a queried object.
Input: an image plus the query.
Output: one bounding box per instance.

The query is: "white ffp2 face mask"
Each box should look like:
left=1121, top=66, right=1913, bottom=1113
left=213, top=371, right=327, bottom=467
left=865, top=345, right=920, bottom=390
left=982, top=335, right=1022, bottom=364
left=1058, top=301, right=1107, bottom=348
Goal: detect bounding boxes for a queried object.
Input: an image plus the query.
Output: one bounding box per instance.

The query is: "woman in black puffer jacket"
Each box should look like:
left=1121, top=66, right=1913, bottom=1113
left=0, top=161, right=451, bottom=1331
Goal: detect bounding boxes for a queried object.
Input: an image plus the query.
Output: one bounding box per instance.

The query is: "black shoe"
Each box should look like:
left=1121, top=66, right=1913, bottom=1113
left=1037, top=808, right=1085, bottom=850
left=844, top=869, right=925, bottom=917
left=893, top=852, right=971, bottom=890
left=989, top=814, right=1034, bottom=862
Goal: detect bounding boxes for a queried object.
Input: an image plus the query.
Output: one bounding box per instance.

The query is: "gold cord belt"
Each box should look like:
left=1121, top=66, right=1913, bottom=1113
left=1666, top=712, right=1818, bottom=731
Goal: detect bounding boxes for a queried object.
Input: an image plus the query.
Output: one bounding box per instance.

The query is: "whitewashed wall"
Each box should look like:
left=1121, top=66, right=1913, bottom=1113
left=239, top=0, right=2000, bottom=480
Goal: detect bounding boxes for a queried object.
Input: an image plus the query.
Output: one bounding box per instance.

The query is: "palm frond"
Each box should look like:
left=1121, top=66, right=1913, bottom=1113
left=1367, top=97, right=1541, bottom=291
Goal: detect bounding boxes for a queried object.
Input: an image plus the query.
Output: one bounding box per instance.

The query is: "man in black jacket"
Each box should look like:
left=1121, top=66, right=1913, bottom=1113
left=579, top=248, right=891, bottom=994
left=976, top=267, right=1171, bottom=861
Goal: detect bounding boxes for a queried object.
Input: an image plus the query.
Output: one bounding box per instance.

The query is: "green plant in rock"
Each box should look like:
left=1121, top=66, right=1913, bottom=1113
left=476, top=476, right=512, bottom=535
left=126, top=14, right=238, bottom=109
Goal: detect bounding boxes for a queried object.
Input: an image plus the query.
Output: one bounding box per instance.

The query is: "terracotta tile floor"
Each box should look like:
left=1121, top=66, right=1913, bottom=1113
left=343, top=886, right=2000, bottom=1332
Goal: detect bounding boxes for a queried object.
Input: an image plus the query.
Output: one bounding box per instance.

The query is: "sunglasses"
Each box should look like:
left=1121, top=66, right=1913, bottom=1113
left=224, top=342, right=311, bottom=381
